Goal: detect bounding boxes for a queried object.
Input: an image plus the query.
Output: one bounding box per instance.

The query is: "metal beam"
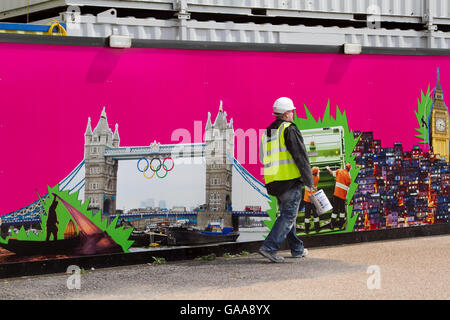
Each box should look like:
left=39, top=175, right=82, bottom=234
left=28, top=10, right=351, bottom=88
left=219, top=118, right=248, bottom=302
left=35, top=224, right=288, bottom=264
left=423, top=0, right=437, bottom=48
left=66, top=0, right=173, bottom=11
left=0, top=0, right=66, bottom=20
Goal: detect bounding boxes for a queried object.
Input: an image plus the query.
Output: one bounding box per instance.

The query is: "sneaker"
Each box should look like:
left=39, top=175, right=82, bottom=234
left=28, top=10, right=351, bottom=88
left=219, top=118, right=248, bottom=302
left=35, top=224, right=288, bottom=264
left=258, top=248, right=285, bottom=263
left=291, top=248, right=309, bottom=258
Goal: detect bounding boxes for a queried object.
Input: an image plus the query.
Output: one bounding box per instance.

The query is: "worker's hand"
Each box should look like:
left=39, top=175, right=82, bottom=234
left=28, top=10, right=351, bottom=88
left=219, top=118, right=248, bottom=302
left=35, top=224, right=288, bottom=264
left=326, top=166, right=330, bottom=171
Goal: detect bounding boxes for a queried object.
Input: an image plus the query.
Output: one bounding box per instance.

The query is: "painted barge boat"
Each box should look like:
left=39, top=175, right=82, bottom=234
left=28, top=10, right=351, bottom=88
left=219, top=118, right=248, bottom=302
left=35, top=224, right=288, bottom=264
left=130, top=230, right=168, bottom=247
left=166, top=226, right=239, bottom=246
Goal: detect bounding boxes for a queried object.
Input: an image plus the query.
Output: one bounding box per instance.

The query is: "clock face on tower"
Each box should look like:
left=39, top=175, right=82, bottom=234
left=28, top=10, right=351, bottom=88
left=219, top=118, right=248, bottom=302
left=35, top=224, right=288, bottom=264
left=435, top=118, right=446, bottom=133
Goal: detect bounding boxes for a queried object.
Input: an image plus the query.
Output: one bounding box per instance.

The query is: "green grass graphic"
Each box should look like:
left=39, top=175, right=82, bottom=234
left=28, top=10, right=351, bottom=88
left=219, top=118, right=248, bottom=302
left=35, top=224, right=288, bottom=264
left=0, top=184, right=134, bottom=252
left=263, top=195, right=278, bottom=231
left=414, top=85, right=432, bottom=146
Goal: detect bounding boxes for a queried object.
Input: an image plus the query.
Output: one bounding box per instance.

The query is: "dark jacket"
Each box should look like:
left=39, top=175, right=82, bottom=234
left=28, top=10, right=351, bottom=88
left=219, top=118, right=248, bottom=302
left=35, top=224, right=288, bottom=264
left=261, top=120, right=314, bottom=197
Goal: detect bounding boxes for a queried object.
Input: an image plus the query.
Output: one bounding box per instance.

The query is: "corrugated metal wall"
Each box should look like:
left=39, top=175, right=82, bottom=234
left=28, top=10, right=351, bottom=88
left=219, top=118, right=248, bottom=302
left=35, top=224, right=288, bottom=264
left=0, top=0, right=438, bottom=21
left=61, top=10, right=434, bottom=47
left=0, top=0, right=429, bottom=17
left=2, top=0, right=450, bottom=49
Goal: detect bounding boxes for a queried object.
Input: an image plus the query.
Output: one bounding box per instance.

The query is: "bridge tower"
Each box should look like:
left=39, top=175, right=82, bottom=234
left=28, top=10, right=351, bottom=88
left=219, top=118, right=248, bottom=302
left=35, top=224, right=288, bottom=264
left=201, top=101, right=234, bottom=227
left=84, top=107, right=120, bottom=215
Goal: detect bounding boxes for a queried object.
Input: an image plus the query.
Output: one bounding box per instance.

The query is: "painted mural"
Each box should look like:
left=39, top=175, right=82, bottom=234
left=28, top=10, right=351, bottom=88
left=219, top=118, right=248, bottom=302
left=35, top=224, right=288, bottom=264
left=0, top=41, right=449, bottom=261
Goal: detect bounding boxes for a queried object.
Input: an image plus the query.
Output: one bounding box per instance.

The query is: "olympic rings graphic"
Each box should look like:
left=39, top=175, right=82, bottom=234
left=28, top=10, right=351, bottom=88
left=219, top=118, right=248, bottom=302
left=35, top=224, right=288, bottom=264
left=149, top=158, right=161, bottom=173
left=163, top=156, right=174, bottom=171
left=137, top=157, right=175, bottom=180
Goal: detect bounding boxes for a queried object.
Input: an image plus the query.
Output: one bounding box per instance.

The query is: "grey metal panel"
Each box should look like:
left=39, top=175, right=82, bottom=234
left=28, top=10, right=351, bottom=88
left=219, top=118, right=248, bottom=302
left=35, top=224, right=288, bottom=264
left=59, top=10, right=450, bottom=49
left=0, top=0, right=66, bottom=20
left=0, top=0, right=173, bottom=11
left=0, top=0, right=46, bottom=12
left=66, top=0, right=174, bottom=10
left=434, top=0, right=450, bottom=19
left=3, top=1, right=450, bottom=50
left=187, top=0, right=422, bottom=16
left=0, top=0, right=445, bottom=22
left=65, top=11, right=179, bottom=39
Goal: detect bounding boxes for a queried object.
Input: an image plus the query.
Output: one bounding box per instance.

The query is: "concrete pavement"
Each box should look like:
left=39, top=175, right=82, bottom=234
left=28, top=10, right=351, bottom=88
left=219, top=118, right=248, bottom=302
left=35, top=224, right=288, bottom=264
left=0, top=234, right=449, bottom=300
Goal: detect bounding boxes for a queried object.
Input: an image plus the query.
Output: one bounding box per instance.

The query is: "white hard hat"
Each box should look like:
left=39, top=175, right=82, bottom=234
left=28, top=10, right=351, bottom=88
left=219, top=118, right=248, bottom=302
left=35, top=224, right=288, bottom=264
left=273, top=97, right=296, bottom=115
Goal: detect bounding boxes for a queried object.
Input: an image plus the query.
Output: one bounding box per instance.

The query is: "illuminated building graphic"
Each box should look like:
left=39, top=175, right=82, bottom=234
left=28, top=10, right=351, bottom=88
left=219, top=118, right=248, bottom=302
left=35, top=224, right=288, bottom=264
left=352, top=132, right=450, bottom=231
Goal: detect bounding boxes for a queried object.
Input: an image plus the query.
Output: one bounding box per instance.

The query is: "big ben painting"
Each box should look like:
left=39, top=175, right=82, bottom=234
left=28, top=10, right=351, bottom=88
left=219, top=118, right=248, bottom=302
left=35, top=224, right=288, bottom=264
left=429, top=68, right=450, bottom=162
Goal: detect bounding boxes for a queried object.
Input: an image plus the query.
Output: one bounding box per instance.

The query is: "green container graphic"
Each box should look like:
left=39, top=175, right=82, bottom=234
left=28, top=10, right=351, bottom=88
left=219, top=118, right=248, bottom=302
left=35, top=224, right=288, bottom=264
left=297, top=126, right=346, bottom=233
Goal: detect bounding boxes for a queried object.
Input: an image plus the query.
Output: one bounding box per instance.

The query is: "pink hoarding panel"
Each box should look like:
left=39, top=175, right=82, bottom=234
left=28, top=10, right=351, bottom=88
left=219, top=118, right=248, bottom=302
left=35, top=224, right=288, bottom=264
left=0, top=42, right=448, bottom=214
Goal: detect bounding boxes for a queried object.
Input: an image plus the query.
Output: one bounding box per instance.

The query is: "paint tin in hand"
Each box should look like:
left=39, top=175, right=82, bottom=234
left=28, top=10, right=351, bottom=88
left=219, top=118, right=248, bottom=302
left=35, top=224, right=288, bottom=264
left=309, top=190, right=333, bottom=215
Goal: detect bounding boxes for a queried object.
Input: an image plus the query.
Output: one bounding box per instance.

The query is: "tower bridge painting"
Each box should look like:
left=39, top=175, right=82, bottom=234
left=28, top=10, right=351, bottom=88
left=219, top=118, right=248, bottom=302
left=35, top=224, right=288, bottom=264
left=83, top=102, right=270, bottom=228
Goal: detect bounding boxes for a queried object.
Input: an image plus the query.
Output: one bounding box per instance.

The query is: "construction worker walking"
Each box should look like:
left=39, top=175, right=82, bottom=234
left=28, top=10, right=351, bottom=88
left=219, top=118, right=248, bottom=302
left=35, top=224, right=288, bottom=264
left=304, top=167, right=321, bottom=234
left=259, top=97, right=314, bottom=263
left=327, top=163, right=352, bottom=230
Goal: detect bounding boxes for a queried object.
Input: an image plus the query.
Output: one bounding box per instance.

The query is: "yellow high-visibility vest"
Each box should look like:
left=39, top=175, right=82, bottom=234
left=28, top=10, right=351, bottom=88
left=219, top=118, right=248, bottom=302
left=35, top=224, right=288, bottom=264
left=261, top=122, right=301, bottom=184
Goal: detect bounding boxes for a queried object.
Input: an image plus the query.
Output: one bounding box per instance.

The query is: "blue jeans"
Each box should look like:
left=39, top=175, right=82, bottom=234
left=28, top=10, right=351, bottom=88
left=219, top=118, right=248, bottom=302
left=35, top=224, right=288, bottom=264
left=261, top=183, right=305, bottom=256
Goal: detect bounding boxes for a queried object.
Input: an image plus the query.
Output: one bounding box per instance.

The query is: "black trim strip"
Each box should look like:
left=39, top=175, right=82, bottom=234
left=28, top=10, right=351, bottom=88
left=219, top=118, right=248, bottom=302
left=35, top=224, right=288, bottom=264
left=0, top=33, right=107, bottom=47
left=362, top=46, right=450, bottom=56
left=0, top=32, right=450, bottom=56
left=132, top=38, right=345, bottom=53
left=0, top=223, right=449, bottom=279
